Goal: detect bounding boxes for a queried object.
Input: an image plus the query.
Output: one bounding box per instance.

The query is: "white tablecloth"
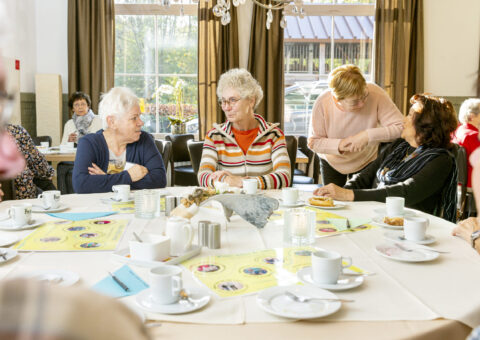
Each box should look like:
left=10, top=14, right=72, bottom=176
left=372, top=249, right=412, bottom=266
left=0, top=188, right=479, bottom=329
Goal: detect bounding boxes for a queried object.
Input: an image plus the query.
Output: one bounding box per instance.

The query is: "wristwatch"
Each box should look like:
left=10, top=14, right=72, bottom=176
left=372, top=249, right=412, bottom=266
left=471, top=230, right=480, bottom=248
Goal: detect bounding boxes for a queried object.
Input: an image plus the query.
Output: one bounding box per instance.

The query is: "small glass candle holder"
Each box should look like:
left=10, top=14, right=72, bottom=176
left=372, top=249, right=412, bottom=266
left=135, top=189, right=159, bottom=219
left=284, top=208, right=315, bottom=246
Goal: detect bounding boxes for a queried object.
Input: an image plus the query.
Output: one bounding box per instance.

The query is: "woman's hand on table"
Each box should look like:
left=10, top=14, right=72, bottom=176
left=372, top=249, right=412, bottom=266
left=452, top=217, right=480, bottom=242
left=127, top=164, right=148, bottom=182
left=210, top=170, right=233, bottom=181
left=313, top=183, right=354, bottom=201
left=88, top=163, right=106, bottom=175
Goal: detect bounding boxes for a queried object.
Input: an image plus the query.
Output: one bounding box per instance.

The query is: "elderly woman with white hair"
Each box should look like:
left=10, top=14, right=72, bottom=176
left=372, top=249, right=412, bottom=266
left=198, top=68, right=291, bottom=189
left=72, top=87, right=166, bottom=193
left=452, top=98, right=480, bottom=188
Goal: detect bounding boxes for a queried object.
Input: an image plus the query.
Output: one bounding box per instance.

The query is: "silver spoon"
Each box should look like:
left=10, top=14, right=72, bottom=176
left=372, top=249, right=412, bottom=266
left=285, top=291, right=354, bottom=303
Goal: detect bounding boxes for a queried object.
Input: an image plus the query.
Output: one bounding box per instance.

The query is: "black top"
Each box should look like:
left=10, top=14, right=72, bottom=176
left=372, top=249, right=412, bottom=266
left=344, top=139, right=454, bottom=216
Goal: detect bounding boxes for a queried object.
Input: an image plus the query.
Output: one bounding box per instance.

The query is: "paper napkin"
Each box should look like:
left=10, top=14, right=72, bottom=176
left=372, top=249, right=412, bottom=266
left=92, top=265, right=149, bottom=298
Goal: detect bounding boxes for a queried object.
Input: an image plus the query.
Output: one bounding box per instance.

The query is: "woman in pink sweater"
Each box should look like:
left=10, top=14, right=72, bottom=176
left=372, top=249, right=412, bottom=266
left=308, top=65, right=404, bottom=186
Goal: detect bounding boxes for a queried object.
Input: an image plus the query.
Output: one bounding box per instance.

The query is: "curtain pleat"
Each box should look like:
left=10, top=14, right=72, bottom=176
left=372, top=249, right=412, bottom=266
left=68, top=0, right=115, bottom=113
left=247, top=7, right=284, bottom=126
left=197, top=2, right=239, bottom=140
left=374, top=0, right=424, bottom=114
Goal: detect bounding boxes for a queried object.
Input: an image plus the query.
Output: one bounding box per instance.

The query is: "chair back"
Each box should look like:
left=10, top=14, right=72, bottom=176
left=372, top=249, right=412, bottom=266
left=187, top=140, right=204, bottom=175
left=165, top=134, right=195, bottom=163
left=451, top=143, right=468, bottom=219
left=285, top=135, right=298, bottom=187
left=32, top=135, right=52, bottom=147
left=154, top=139, right=172, bottom=168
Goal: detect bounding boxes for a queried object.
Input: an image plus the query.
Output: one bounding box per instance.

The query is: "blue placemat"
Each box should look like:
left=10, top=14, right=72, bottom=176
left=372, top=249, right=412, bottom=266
left=47, top=212, right=117, bottom=221
left=92, top=265, right=149, bottom=298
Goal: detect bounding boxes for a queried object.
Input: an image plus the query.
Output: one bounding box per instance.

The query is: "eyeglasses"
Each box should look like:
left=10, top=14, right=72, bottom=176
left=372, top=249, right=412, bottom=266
left=0, top=91, right=15, bottom=127
left=73, top=102, right=88, bottom=108
left=218, top=97, right=242, bottom=107
left=339, top=91, right=369, bottom=107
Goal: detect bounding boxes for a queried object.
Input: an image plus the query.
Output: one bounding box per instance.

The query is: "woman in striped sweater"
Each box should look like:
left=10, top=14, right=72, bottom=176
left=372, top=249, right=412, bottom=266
left=198, top=68, right=291, bottom=189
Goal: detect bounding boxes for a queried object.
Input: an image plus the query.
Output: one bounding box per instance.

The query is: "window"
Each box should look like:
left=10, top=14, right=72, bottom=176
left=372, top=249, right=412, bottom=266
left=283, top=0, right=375, bottom=136
left=114, top=1, right=198, bottom=135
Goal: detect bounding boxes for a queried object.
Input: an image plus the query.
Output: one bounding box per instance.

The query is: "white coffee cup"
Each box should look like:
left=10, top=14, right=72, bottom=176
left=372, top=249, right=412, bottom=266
left=165, top=216, right=193, bottom=256
left=112, top=184, right=131, bottom=202
left=8, top=203, right=32, bottom=227
left=242, top=178, right=258, bottom=195
left=38, top=190, right=61, bottom=209
left=403, top=217, right=429, bottom=241
left=311, top=250, right=352, bottom=284
left=40, top=141, right=49, bottom=148
left=130, top=234, right=171, bottom=262
left=282, top=187, right=299, bottom=205
left=149, top=265, right=183, bottom=304
left=386, top=197, right=405, bottom=217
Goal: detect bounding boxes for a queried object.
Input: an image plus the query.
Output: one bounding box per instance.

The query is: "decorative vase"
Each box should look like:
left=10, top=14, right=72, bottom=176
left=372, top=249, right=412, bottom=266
left=171, top=123, right=186, bottom=135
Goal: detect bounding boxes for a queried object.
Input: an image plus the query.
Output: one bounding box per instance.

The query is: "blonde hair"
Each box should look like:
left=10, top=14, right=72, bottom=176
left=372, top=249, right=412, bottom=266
left=217, top=68, right=263, bottom=109
left=98, top=87, right=139, bottom=129
left=328, top=64, right=367, bottom=100
left=458, top=98, right=480, bottom=124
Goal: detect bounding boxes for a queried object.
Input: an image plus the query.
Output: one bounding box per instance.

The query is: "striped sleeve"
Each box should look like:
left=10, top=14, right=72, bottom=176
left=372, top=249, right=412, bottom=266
left=198, top=134, right=218, bottom=187
left=256, top=130, right=291, bottom=189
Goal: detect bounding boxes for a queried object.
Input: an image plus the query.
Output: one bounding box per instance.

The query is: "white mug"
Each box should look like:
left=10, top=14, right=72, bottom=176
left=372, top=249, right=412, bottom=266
left=403, top=217, right=429, bottom=241
left=112, top=184, right=130, bottom=202
left=129, top=234, right=171, bottom=262
left=8, top=203, right=32, bottom=227
left=242, top=178, right=258, bottom=195
left=38, top=190, right=61, bottom=209
left=149, top=265, right=183, bottom=305
left=311, top=250, right=352, bottom=284
left=386, top=197, right=405, bottom=217
left=165, top=216, right=193, bottom=256
left=282, top=187, right=299, bottom=205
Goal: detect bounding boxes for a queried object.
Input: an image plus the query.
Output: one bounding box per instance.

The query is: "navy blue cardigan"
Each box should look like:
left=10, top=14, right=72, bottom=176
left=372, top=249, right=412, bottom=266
left=72, top=130, right=166, bottom=193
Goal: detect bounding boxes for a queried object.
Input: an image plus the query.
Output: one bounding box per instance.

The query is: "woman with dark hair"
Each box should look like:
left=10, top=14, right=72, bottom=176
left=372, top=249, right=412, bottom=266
left=314, top=94, right=459, bottom=222
left=61, top=92, right=102, bottom=144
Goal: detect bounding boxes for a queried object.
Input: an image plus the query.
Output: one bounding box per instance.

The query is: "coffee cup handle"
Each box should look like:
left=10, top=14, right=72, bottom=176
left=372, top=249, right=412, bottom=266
left=183, top=224, right=193, bottom=250
left=7, top=208, right=13, bottom=219
left=341, top=256, right=352, bottom=269
left=172, top=275, right=182, bottom=297
left=38, top=193, right=44, bottom=199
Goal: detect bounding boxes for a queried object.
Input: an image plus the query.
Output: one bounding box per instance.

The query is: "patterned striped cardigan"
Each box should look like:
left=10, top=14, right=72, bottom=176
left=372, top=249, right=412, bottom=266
left=198, top=114, right=291, bottom=189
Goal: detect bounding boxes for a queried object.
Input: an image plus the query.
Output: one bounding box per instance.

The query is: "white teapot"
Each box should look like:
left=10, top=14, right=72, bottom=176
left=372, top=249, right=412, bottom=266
left=165, top=216, right=193, bottom=256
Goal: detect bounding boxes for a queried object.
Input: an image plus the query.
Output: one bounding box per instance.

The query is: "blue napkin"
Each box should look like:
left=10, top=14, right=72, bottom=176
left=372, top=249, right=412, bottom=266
left=92, top=265, right=149, bottom=298
left=47, top=212, right=117, bottom=221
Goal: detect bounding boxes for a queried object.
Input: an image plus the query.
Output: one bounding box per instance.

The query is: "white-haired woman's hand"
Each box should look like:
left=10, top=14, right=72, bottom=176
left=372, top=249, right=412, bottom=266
left=88, top=163, right=106, bottom=175
left=452, top=217, right=480, bottom=243
left=313, top=183, right=354, bottom=201
left=127, top=164, right=148, bottom=182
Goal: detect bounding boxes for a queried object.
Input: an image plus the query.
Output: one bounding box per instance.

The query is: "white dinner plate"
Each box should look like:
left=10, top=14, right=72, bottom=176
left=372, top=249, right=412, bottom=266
left=256, top=284, right=341, bottom=319
left=297, top=267, right=364, bottom=291
left=136, top=287, right=210, bottom=314
left=13, top=269, right=80, bottom=286
left=278, top=199, right=305, bottom=208
left=305, top=201, right=346, bottom=210
left=375, top=241, right=439, bottom=262
left=32, top=203, right=69, bottom=213
left=384, top=231, right=436, bottom=245
left=0, top=248, right=18, bottom=264
left=0, top=233, right=20, bottom=247
left=371, top=216, right=404, bottom=230
left=373, top=208, right=417, bottom=218
left=0, top=218, right=46, bottom=231
left=100, top=196, right=134, bottom=204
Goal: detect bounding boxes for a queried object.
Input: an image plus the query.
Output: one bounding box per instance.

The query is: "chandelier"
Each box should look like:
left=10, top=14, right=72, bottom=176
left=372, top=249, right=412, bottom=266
left=213, top=0, right=305, bottom=29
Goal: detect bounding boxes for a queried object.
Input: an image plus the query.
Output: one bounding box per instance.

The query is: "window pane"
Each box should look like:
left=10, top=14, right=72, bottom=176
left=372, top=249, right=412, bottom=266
left=284, top=14, right=374, bottom=136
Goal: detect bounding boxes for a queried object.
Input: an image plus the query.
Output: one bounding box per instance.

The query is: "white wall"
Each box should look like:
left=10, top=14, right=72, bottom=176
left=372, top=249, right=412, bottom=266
left=424, top=0, right=480, bottom=96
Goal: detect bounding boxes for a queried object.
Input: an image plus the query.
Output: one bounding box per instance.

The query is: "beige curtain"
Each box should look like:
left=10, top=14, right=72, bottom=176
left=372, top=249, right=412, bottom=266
left=68, top=0, right=115, bottom=114
left=374, top=0, right=424, bottom=114
left=198, top=2, right=239, bottom=139
left=247, top=8, right=284, bottom=125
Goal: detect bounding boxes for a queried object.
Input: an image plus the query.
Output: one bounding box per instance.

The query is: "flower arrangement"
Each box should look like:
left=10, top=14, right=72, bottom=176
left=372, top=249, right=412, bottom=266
left=154, top=79, right=193, bottom=127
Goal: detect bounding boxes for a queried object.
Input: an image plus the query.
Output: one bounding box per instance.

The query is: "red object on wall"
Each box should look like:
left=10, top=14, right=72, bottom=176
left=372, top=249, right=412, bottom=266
left=15, top=60, right=20, bottom=70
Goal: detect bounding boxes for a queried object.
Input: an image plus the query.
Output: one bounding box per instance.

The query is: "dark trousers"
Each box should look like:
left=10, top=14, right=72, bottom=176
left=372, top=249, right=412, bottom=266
left=320, top=158, right=367, bottom=187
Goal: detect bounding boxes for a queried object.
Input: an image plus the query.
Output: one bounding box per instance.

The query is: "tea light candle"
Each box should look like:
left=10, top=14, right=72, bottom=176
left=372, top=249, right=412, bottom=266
left=292, top=213, right=307, bottom=237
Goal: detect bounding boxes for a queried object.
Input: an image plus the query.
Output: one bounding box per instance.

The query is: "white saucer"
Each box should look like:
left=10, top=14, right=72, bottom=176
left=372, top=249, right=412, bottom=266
left=100, top=196, right=134, bottom=204
left=256, top=284, right=341, bottom=319
left=0, top=218, right=46, bottom=231
left=306, top=201, right=346, bottom=210
left=0, top=233, right=20, bottom=247
left=371, top=216, right=404, bottom=230
left=375, top=241, right=439, bottom=262
left=384, top=231, right=436, bottom=245
left=297, top=267, right=364, bottom=291
left=278, top=199, right=305, bottom=208
left=14, top=269, right=80, bottom=286
left=32, top=203, right=69, bottom=213
left=136, top=288, right=210, bottom=314
left=0, top=248, right=18, bottom=264
left=373, top=208, right=417, bottom=217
